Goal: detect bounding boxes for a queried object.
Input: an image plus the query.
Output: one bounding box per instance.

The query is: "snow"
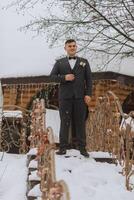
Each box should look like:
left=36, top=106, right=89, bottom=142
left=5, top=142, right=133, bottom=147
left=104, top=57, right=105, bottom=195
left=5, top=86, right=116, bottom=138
left=28, top=184, right=41, bottom=197
left=3, top=110, right=22, bottom=118
left=46, top=109, right=60, bottom=143
left=121, top=116, right=134, bottom=132
left=90, top=151, right=112, bottom=158
left=27, top=148, right=37, bottom=156
left=47, top=109, right=134, bottom=199
left=0, top=150, right=134, bottom=200
left=28, top=159, right=38, bottom=169
left=29, top=170, right=41, bottom=181
left=0, top=110, right=134, bottom=200
left=0, top=152, right=27, bottom=200
left=55, top=150, right=134, bottom=200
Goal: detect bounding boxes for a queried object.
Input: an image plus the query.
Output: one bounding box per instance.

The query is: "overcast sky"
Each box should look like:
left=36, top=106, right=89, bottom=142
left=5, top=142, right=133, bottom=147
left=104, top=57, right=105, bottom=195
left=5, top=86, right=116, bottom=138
left=0, top=1, right=64, bottom=77
left=0, top=1, right=134, bottom=78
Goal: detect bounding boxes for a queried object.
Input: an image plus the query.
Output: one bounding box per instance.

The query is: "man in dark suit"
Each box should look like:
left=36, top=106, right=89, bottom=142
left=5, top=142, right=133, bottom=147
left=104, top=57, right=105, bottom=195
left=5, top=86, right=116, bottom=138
left=50, top=39, right=92, bottom=157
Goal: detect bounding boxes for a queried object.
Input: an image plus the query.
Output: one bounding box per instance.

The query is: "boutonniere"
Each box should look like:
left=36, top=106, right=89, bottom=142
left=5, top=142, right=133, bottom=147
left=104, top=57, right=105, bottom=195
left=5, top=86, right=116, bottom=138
left=80, top=61, right=86, bottom=67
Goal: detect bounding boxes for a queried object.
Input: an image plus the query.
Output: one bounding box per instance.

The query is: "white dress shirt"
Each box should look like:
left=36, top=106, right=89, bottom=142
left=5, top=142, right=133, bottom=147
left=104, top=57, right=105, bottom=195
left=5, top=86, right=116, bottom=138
left=68, top=57, right=77, bottom=69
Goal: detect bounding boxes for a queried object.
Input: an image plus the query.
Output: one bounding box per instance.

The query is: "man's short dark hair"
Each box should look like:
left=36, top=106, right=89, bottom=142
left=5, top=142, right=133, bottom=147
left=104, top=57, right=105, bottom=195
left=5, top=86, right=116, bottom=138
left=65, top=39, right=76, bottom=45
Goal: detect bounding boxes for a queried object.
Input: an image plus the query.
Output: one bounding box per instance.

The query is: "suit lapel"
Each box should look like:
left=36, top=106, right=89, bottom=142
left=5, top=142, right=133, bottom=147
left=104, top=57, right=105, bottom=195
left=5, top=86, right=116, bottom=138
left=73, top=56, right=80, bottom=72
left=65, top=57, right=72, bottom=71
left=64, top=56, right=80, bottom=72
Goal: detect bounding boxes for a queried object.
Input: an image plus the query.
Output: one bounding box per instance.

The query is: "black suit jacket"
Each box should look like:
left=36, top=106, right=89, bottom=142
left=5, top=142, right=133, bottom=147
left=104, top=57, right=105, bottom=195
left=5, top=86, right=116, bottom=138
left=50, top=56, right=92, bottom=100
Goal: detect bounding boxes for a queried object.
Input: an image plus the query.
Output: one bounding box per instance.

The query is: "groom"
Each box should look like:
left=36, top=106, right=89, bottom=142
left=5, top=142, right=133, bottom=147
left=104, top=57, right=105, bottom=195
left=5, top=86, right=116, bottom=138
left=50, top=39, right=92, bottom=157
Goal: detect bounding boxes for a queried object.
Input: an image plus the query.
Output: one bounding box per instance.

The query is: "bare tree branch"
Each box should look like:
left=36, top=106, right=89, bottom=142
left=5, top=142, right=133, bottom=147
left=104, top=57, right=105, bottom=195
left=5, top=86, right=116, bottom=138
left=7, top=0, right=134, bottom=70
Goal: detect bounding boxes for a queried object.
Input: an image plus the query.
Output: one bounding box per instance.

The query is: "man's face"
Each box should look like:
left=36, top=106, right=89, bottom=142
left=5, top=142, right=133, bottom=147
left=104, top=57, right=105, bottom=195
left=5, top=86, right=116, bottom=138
left=64, top=42, right=77, bottom=56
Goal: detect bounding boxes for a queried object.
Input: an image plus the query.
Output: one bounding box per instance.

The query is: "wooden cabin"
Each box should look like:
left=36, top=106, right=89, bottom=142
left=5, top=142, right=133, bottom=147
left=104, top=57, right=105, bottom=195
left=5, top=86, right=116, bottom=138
left=1, top=71, right=134, bottom=113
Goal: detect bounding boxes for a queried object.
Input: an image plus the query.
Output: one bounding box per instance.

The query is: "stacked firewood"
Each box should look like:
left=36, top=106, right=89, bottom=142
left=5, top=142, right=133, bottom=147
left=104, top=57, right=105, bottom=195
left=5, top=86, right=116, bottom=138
left=86, top=91, right=134, bottom=191
left=27, top=98, right=70, bottom=200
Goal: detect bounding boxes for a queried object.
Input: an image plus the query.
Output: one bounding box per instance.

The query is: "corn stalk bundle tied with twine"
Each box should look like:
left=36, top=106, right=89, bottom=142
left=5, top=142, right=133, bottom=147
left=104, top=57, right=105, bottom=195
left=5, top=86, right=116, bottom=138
left=29, top=98, right=70, bottom=200
left=86, top=91, right=134, bottom=190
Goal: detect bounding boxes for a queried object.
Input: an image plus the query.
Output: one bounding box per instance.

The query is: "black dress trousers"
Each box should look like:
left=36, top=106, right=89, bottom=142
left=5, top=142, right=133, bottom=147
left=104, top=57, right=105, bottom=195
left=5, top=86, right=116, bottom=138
left=59, top=97, right=87, bottom=149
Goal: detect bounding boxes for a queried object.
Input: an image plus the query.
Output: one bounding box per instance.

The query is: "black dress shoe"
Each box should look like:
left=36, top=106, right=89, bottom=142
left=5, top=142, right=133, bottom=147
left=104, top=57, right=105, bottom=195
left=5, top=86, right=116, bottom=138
left=80, top=148, right=89, bottom=158
left=56, top=149, right=66, bottom=155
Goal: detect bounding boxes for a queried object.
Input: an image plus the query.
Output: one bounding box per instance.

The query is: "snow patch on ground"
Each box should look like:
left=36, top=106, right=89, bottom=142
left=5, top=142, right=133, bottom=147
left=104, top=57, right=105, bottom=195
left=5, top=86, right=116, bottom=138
left=55, top=150, right=134, bottom=200
left=46, top=109, right=60, bottom=143
left=28, top=184, right=41, bottom=197
left=121, top=116, right=134, bottom=131
left=29, top=170, right=41, bottom=181
left=0, top=109, right=134, bottom=200
left=0, top=148, right=134, bottom=200
left=27, top=148, right=37, bottom=156
left=28, top=159, right=38, bottom=169
left=0, top=152, right=27, bottom=200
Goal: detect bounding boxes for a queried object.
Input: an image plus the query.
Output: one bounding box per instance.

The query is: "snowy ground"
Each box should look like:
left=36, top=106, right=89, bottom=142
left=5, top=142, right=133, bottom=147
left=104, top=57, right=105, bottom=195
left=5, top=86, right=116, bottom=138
left=46, top=109, right=60, bottom=143
left=0, top=151, right=134, bottom=200
left=56, top=150, right=134, bottom=200
left=0, top=153, right=27, bottom=200
left=0, top=109, right=134, bottom=200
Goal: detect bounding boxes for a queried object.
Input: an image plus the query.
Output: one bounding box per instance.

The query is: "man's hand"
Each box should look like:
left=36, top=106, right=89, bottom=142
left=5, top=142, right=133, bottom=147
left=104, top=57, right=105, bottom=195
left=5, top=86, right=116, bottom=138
left=65, top=74, right=75, bottom=81
left=84, top=95, right=91, bottom=105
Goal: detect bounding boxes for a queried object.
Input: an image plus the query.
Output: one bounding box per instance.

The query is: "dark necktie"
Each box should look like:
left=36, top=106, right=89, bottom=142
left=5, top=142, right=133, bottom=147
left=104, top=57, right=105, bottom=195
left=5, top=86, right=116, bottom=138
left=68, top=56, right=77, bottom=60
